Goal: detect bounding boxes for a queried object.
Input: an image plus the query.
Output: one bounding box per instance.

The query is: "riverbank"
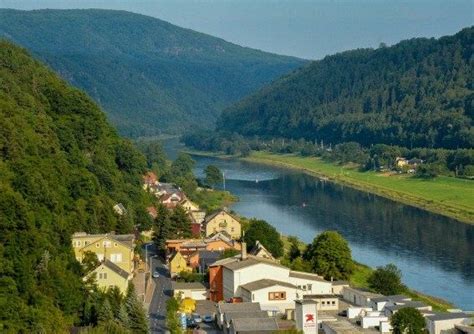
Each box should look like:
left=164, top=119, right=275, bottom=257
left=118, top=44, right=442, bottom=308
left=186, top=149, right=474, bottom=224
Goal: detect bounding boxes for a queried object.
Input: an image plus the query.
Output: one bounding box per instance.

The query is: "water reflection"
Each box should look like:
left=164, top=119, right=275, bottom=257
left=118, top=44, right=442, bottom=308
left=189, top=154, right=474, bottom=309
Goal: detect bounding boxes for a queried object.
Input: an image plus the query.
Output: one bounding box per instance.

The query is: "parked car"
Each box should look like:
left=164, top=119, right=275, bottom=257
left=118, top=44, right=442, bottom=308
left=152, top=270, right=160, bottom=278
left=187, top=317, right=199, bottom=329
left=203, top=314, right=214, bottom=323
left=192, top=313, right=202, bottom=323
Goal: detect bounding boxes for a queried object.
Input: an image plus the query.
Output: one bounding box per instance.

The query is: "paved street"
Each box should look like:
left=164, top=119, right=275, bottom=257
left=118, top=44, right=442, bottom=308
left=145, top=245, right=172, bottom=333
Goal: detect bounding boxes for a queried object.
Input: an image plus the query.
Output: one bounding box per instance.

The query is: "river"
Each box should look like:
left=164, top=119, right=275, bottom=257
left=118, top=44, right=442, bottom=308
left=165, top=140, right=474, bottom=310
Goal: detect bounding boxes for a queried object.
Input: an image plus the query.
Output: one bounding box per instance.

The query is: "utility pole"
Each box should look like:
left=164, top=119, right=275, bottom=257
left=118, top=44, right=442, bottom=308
left=222, top=171, right=226, bottom=191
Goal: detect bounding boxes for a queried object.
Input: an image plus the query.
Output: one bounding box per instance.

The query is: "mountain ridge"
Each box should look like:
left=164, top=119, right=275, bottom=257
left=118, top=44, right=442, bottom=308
left=218, top=27, right=474, bottom=149
left=0, top=8, right=306, bottom=137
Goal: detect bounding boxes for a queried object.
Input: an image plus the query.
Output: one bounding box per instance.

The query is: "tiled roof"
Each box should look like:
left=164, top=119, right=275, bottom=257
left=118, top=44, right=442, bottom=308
left=102, top=260, right=130, bottom=279
left=218, top=302, right=261, bottom=314
left=231, top=317, right=279, bottom=332
left=240, top=279, right=296, bottom=292
left=224, top=311, right=268, bottom=324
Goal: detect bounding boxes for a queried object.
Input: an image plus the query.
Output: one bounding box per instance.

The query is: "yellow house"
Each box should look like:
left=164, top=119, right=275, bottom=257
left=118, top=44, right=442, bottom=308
left=87, top=260, right=131, bottom=294
left=169, top=251, right=191, bottom=277
left=203, top=209, right=241, bottom=239
left=179, top=198, right=200, bottom=212
left=72, top=232, right=135, bottom=273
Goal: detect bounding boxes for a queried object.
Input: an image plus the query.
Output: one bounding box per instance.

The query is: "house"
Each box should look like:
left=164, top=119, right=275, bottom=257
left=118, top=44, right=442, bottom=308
left=142, top=171, right=158, bottom=189
left=160, top=192, right=184, bottom=208
left=153, top=182, right=181, bottom=197
left=204, top=209, right=241, bottom=239
left=249, top=240, right=275, bottom=260
left=189, top=215, right=202, bottom=237
left=171, top=282, right=207, bottom=300
left=322, top=319, right=365, bottom=334
left=425, top=312, right=471, bottom=334
left=190, top=210, right=206, bottom=224
left=295, top=299, right=318, bottom=334
left=169, top=251, right=191, bottom=277
left=303, top=294, right=339, bottom=311
left=212, top=248, right=333, bottom=310
left=342, top=286, right=382, bottom=307
left=72, top=232, right=135, bottom=273
left=240, top=279, right=297, bottom=314
left=197, top=250, right=223, bottom=273
left=113, top=203, right=127, bottom=216
left=395, top=157, right=408, bottom=168
left=330, top=281, right=349, bottom=294
left=165, top=235, right=241, bottom=260
left=86, top=260, right=132, bottom=294
left=179, top=198, right=200, bottom=212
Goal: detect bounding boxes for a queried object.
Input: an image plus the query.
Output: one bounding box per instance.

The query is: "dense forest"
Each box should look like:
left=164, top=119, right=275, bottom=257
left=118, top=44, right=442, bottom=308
left=0, top=41, right=152, bottom=332
left=218, top=27, right=473, bottom=149
left=0, top=9, right=305, bottom=137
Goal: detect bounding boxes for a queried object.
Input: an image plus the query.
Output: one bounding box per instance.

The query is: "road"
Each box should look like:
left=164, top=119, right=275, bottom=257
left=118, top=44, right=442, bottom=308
left=146, top=245, right=172, bottom=333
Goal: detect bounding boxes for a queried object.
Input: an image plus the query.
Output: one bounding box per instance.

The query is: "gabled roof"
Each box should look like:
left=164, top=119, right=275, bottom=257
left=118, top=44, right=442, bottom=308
left=240, top=279, right=296, bottom=292
left=75, top=233, right=135, bottom=250
left=249, top=240, right=274, bottom=259
left=172, top=282, right=206, bottom=291
left=204, top=209, right=240, bottom=225
left=289, top=270, right=328, bottom=282
left=207, top=230, right=233, bottom=242
left=222, top=256, right=287, bottom=271
left=426, top=312, right=470, bottom=321
left=224, top=311, right=268, bottom=324
left=99, top=260, right=130, bottom=280
left=218, top=302, right=261, bottom=314
left=231, top=317, right=279, bottom=332
left=169, top=251, right=185, bottom=262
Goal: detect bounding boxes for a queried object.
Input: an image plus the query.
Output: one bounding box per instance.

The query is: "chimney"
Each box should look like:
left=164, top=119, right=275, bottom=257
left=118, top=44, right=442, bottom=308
left=241, top=242, right=247, bottom=260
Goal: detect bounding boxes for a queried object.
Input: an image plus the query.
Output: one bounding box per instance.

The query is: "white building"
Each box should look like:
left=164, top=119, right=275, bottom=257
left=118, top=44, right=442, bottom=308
left=171, top=282, right=207, bottom=300
left=370, top=295, right=412, bottom=311
left=342, top=286, right=382, bottom=307
left=240, top=279, right=297, bottom=314
left=425, top=312, right=472, bottom=334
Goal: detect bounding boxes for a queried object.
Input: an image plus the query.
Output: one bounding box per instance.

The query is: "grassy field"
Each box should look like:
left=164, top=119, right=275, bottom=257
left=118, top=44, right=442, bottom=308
left=190, top=188, right=238, bottom=212
left=244, top=151, right=474, bottom=224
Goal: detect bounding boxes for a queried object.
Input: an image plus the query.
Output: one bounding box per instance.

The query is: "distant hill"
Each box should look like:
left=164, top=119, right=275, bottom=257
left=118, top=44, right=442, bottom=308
left=218, top=27, right=474, bottom=149
left=0, top=9, right=305, bottom=137
left=0, top=40, right=150, bottom=331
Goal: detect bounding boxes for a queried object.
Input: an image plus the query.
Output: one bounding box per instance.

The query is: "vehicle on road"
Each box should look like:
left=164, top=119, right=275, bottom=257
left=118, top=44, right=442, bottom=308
left=192, top=313, right=202, bottom=323
left=152, top=270, right=160, bottom=278
left=187, top=317, right=200, bottom=329
left=203, top=314, right=214, bottom=323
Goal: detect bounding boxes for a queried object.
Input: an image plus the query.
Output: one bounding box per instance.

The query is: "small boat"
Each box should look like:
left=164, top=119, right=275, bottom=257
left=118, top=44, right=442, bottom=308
left=255, top=179, right=259, bottom=183
left=302, top=202, right=307, bottom=207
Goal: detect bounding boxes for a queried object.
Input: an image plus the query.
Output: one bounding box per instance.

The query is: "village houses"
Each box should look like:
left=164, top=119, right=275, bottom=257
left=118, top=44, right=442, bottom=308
left=203, top=209, right=242, bottom=239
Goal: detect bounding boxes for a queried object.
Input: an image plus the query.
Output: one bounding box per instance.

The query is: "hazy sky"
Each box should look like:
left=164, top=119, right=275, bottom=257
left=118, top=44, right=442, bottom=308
left=1, top=0, right=472, bottom=59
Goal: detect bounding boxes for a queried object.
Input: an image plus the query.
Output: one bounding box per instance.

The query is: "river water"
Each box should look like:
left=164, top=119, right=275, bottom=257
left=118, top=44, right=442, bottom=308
left=165, top=140, right=474, bottom=309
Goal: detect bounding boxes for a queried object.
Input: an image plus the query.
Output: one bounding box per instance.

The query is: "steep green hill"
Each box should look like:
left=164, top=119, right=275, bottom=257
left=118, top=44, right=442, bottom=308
left=218, top=27, right=474, bottom=149
left=0, top=40, right=151, bottom=332
left=0, top=9, right=305, bottom=137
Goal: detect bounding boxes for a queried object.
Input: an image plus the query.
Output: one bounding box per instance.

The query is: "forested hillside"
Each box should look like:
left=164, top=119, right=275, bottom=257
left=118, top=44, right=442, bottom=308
left=0, top=9, right=305, bottom=137
left=218, top=27, right=473, bottom=149
left=0, top=41, right=151, bottom=331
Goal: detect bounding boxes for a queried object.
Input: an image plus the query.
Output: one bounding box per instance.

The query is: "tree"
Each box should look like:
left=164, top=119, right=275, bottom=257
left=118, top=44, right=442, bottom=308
left=391, top=307, right=426, bottom=334
left=204, top=165, right=223, bottom=188
left=288, top=236, right=302, bottom=261
left=98, top=298, right=114, bottom=324
left=303, top=231, right=353, bottom=280
left=243, top=219, right=284, bottom=258
left=368, top=264, right=406, bottom=295
left=82, top=251, right=100, bottom=273
left=125, top=284, right=149, bottom=333
left=170, top=153, right=195, bottom=178
left=170, top=205, right=192, bottom=239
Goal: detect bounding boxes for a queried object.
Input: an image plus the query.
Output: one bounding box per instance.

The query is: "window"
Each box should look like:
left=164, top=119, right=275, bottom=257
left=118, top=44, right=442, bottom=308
left=297, top=285, right=302, bottom=290
left=322, top=301, right=326, bottom=305
left=114, top=242, right=118, bottom=247
left=307, top=284, right=312, bottom=291
left=103, top=240, right=111, bottom=248
left=268, top=292, right=286, bottom=300
left=231, top=227, right=235, bottom=232
left=252, top=294, right=255, bottom=301
left=332, top=301, right=336, bottom=305
left=98, top=273, right=108, bottom=279
left=96, top=243, right=100, bottom=248
left=97, top=253, right=104, bottom=261
left=85, top=241, right=89, bottom=245
left=111, top=253, right=123, bottom=263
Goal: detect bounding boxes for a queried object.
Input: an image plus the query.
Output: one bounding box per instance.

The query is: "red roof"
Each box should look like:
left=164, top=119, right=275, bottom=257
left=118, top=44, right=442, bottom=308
left=147, top=206, right=157, bottom=219
left=143, top=171, right=158, bottom=184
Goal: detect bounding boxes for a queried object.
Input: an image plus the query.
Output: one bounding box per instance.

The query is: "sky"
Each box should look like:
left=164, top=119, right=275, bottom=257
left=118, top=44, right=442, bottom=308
left=1, top=0, right=472, bottom=59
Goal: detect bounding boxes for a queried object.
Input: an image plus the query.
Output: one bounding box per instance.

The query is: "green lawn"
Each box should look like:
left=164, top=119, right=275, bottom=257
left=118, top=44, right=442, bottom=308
left=190, top=188, right=238, bottom=212
left=245, top=152, right=474, bottom=224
